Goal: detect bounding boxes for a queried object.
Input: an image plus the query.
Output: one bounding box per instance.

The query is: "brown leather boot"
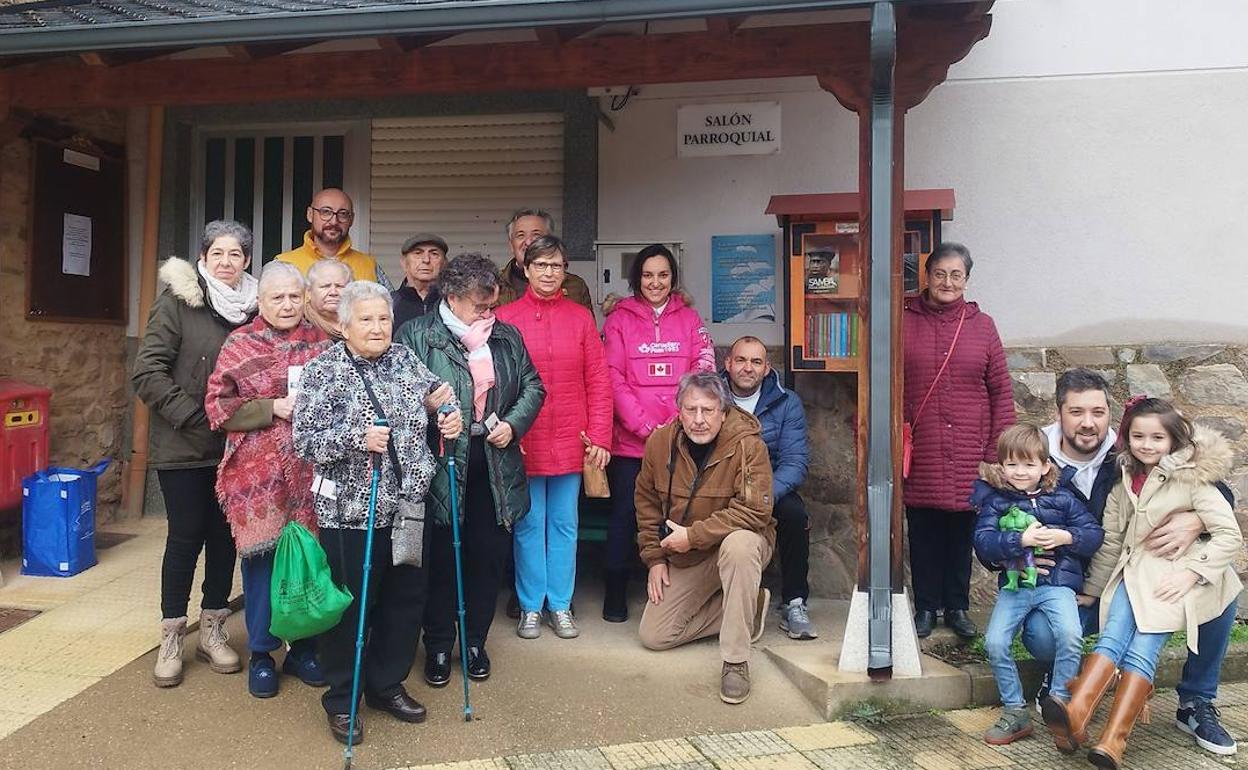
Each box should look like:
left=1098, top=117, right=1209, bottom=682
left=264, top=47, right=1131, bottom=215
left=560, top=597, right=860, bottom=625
left=1086, top=670, right=1152, bottom=770
left=1041, top=652, right=1118, bottom=753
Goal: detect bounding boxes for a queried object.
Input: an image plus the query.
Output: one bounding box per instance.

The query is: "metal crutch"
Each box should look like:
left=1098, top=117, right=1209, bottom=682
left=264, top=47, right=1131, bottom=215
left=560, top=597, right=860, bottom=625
left=343, top=417, right=386, bottom=769
left=440, top=403, right=474, bottom=722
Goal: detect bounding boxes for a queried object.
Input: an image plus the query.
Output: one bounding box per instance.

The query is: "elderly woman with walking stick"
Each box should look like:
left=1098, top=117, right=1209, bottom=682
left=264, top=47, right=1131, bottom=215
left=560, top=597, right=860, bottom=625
left=294, top=281, right=462, bottom=746
left=397, top=253, right=545, bottom=688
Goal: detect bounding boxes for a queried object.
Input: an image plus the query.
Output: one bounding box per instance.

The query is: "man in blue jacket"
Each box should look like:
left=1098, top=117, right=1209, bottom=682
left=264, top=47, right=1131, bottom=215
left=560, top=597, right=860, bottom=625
left=1020, top=368, right=1239, bottom=757
left=722, top=336, right=817, bottom=639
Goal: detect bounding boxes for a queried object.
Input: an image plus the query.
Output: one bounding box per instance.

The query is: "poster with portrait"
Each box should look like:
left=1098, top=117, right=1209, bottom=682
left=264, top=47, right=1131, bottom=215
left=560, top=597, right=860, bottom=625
left=710, top=234, right=776, bottom=323
left=802, top=234, right=854, bottom=296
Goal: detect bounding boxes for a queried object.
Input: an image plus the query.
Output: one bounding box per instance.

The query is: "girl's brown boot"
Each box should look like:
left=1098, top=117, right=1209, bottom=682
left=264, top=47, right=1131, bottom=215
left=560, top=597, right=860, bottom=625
left=1041, top=652, right=1118, bottom=753
left=1087, top=670, right=1152, bottom=770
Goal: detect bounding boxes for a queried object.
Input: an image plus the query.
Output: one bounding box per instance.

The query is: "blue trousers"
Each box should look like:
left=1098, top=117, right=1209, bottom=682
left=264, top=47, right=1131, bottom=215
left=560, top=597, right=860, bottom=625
left=985, top=585, right=1083, bottom=708
left=241, top=550, right=315, bottom=658
left=1092, top=583, right=1171, bottom=681
left=1022, top=586, right=1239, bottom=700
left=515, top=473, right=581, bottom=613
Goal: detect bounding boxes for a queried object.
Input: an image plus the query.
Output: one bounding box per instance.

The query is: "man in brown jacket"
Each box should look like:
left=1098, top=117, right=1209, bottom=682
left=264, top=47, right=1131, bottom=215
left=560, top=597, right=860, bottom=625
left=636, top=372, right=775, bottom=704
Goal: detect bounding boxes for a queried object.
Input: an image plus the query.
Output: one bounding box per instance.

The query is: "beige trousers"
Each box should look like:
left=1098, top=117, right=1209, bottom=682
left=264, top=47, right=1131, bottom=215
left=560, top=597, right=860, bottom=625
left=638, top=529, right=772, bottom=664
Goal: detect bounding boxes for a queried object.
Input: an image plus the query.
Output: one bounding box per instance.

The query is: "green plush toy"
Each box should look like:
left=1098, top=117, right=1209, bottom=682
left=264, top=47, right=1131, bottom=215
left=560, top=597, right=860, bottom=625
left=998, top=504, right=1040, bottom=590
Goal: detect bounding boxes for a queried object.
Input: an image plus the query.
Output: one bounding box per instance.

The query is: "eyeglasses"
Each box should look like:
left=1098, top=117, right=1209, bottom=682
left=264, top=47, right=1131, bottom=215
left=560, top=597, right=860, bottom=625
left=528, top=261, right=567, bottom=274
left=930, top=270, right=966, bottom=284
left=312, top=207, right=354, bottom=222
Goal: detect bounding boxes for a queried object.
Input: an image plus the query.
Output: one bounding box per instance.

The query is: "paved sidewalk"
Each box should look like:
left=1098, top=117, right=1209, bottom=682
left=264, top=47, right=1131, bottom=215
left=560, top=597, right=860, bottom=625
left=395, top=683, right=1248, bottom=770
left=0, top=517, right=240, bottom=740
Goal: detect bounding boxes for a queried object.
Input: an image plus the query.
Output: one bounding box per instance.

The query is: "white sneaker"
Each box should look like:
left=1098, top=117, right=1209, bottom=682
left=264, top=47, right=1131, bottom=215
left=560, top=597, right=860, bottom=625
left=516, top=611, right=541, bottom=639
left=778, top=598, right=819, bottom=640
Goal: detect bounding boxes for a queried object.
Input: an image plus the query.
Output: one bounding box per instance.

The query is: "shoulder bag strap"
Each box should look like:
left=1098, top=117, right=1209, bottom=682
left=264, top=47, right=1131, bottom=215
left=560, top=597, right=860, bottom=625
left=351, top=358, right=404, bottom=486
left=911, top=305, right=968, bottom=427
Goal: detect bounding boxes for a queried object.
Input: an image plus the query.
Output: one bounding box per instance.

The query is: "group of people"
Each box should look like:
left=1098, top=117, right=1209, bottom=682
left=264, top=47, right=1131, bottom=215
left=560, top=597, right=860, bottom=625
left=132, top=189, right=822, bottom=746
left=904, top=243, right=1242, bottom=767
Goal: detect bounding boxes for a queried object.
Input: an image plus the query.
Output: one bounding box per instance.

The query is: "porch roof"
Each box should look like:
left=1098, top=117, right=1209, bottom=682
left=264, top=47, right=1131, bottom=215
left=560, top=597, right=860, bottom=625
left=0, top=0, right=972, bottom=56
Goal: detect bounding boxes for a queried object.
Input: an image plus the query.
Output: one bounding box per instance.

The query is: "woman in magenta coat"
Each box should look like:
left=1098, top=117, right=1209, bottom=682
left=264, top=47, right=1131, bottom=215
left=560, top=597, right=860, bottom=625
left=495, top=236, right=612, bottom=640
left=903, top=242, right=1015, bottom=640
left=600, top=243, right=716, bottom=622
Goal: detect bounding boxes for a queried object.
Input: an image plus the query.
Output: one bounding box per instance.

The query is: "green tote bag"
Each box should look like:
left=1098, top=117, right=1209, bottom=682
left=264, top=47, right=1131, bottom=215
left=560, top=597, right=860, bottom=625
left=269, top=521, right=353, bottom=641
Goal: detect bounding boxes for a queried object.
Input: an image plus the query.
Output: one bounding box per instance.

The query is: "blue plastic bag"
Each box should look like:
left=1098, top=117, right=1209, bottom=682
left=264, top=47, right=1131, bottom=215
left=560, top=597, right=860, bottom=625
left=21, top=459, right=110, bottom=577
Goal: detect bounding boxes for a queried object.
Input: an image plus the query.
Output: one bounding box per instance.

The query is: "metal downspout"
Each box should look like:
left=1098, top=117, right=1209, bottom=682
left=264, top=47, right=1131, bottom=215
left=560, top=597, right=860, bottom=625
left=866, top=0, right=896, bottom=675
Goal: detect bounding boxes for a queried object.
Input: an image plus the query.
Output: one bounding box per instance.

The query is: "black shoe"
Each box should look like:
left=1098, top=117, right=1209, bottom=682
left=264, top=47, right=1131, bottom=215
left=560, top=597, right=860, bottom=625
left=945, top=609, right=978, bottom=639
left=914, top=610, right=936, bottom=638
left=365, top=689, right=427, bottom=723
left=603, top=570, right=628, bottom=623
left=424, top=651, right=451, bottom=688
left=506, top=590, right=520, bottom=620
left=327, top=712, right=363, bottom=746
left=466, top=645, right=490, bottom=680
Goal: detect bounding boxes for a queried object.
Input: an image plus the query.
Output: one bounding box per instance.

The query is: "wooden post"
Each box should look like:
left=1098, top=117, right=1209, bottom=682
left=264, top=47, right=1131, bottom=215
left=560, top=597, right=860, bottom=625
left=121, top=104, right=163, bottom=518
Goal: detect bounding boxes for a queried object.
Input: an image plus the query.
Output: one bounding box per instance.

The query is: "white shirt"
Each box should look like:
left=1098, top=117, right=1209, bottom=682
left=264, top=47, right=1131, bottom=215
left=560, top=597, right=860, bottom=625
left=1042, top=422, right=1117, bottom=500
left=733, top=389, right=762, bottom=415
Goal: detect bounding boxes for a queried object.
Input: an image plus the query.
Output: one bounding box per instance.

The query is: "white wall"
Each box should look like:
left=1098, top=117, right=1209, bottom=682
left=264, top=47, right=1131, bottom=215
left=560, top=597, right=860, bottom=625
left=597, top=0, right=1248, bottom=348
left=597, top=79, right=858, bottom=346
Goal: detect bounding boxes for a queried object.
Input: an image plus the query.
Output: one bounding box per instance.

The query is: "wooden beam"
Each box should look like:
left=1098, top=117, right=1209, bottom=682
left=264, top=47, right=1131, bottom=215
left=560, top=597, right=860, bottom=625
left=79, top=48, right=189, bottom=67
left=705, top=15, right=747, bottom=35
left=6, top=22, right=871, bottom=109
left=376, top=33, right=457, bottom=53
left=535, top=24, right=599, bottom=46
left=225, top=41, right=317, bottom=61
left=818, top=12, right=992, bottom=113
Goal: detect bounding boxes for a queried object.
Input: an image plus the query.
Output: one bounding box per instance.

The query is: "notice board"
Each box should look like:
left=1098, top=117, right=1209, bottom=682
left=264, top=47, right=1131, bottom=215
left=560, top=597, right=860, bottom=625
left=27, top=138, right=126, bottom=323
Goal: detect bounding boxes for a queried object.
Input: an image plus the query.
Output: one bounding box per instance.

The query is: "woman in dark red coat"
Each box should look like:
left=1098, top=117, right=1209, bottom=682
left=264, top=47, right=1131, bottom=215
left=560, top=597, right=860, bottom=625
left=495, top=235, right=613, bottom=640
left=903, top=242, right=1014, bottom=640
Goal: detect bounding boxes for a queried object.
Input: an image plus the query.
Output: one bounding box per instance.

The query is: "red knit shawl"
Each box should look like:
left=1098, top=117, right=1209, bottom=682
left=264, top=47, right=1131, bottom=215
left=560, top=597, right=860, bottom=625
left=207, top=317, right=329, bottom=556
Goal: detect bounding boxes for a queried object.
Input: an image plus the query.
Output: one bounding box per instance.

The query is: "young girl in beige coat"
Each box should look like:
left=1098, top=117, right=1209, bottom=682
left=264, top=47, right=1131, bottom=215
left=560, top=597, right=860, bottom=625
left=1041, top=397, right=1241, bottom=770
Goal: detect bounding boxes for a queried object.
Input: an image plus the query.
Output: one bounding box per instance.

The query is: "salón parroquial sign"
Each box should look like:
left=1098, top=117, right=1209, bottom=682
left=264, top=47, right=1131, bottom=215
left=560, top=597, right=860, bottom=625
left=676, top=101, right=781, bottom=158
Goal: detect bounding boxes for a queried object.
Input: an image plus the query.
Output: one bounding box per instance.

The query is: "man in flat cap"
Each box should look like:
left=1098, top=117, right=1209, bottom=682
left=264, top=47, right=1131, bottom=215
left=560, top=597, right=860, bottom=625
left=392, top=232, right=448, bottom=336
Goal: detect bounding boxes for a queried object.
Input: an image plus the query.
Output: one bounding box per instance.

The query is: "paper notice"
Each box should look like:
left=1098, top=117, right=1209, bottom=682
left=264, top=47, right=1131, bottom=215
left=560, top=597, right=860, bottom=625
left=62, top=213, right=92, bottom=276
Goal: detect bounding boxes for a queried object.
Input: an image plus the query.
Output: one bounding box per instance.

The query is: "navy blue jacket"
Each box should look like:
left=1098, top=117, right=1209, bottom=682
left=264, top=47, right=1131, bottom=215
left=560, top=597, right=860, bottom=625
left=721, top=369, right=808, bottom=500
left=972, top=464, right=1105, bottom=592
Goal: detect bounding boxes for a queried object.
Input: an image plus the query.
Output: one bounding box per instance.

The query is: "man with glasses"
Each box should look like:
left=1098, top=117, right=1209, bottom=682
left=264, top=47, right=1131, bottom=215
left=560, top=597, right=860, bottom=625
left=392, top=233, right=447, bottom=335
left=495, top=208, right=592, bottom=311
left=635, top=372, right=775, bottom=705
left=277, top=187, right=392, bottom=289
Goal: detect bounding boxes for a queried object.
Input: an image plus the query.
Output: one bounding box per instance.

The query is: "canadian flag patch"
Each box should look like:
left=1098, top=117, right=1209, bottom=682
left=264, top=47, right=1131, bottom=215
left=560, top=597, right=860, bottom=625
left=648, top=362, right=672, bottom=377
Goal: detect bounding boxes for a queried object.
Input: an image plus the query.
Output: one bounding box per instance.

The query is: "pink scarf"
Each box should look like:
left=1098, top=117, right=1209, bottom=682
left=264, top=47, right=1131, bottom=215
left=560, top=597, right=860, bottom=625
left=440, top=302, right=496, bottom=420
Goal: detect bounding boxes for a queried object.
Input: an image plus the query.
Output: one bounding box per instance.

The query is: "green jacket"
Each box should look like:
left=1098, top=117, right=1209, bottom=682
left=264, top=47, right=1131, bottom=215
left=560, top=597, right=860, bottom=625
left=132, top=258, right=255, bottom=469
left=397, top=308, right=546, bottom=530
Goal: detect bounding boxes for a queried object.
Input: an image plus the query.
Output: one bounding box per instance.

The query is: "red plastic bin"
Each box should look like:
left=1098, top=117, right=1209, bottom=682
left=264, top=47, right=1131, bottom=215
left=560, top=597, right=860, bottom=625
left=0, top=380, right=51, bottom=510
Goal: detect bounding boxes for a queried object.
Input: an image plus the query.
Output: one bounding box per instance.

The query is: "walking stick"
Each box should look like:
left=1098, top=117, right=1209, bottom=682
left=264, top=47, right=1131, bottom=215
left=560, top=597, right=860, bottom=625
left=343, top=418, right=386, bottom=770
left=439, top=404, right=474, bottom=722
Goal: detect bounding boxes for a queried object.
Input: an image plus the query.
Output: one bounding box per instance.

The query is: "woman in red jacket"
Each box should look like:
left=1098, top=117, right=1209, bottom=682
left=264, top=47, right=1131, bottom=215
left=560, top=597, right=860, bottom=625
left=495, top=236, right=613, bottom=640
left=903, top=242, right=1015, bottom=640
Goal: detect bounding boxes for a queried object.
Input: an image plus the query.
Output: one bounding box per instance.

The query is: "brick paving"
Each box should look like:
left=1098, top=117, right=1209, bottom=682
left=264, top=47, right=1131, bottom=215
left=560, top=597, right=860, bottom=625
left=397, top=682, right=1248, bottom=770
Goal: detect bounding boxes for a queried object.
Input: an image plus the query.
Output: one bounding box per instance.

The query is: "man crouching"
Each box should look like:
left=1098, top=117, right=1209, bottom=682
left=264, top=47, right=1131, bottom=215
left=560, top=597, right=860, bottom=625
left=636, top=372, right=775, bottom=704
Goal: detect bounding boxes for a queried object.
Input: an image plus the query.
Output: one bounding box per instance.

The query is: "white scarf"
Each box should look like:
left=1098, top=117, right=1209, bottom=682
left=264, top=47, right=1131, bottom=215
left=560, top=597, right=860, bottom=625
left=197, top=261, right=258, bottom=325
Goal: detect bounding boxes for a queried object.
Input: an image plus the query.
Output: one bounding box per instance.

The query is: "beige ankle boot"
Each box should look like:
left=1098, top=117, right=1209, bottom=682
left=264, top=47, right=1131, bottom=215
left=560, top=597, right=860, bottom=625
left=154, top=616, right=187, bottom=688
left=195, top=608, right=241, bottom=674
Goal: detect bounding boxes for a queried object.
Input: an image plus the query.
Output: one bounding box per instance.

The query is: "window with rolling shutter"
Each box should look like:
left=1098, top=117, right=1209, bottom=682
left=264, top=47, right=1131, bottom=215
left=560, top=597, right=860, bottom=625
left=369, top=113, right=564, bottom=282
left=192, top=122, right=370, bottom=272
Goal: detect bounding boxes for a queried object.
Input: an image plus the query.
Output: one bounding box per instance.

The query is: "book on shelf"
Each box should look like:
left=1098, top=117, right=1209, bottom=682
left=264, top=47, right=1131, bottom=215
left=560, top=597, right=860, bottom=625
left=802, top=233, right=854, bottom=296
left=804, top=311, right=859, bottom=359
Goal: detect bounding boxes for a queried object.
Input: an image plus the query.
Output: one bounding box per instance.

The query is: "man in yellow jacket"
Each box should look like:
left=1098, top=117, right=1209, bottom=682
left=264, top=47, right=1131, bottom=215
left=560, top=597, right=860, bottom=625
left=276, top=188, right=392, bottom=289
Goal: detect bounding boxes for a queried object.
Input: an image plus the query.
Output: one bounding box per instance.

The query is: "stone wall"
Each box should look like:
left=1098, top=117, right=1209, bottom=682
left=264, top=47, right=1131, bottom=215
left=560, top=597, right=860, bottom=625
left=966, top=343, right=1248, bottom=610
left=0, top=110, right=129, bottom=554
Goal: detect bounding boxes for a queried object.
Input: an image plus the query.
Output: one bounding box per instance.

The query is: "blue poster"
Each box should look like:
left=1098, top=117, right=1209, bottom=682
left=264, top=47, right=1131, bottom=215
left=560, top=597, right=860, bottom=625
left=711, top=234, right=776, bottom=323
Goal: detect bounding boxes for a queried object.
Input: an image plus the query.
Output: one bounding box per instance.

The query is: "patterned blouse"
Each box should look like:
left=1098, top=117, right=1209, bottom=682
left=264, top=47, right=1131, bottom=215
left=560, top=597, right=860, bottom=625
left=293, top=341, right=456, bottom=530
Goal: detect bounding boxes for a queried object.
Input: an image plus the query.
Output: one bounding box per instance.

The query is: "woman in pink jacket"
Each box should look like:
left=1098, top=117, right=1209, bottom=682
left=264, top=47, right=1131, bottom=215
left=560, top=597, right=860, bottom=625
left=600, top=243, right=716, bottom=622
left=495, top=236, right=613, bottom=640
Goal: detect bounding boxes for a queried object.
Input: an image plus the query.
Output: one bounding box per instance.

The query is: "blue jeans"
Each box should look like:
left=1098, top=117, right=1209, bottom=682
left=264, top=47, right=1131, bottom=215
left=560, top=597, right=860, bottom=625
left=241, top=551, right=281, bottom=654
left=1093, top=583, right=1171, bottom=681
left=985, top=585, right=1083, bottom=708
left=515, top=473, right=581, bottom=613
left=1022, top=587, right=1239, bottom=699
